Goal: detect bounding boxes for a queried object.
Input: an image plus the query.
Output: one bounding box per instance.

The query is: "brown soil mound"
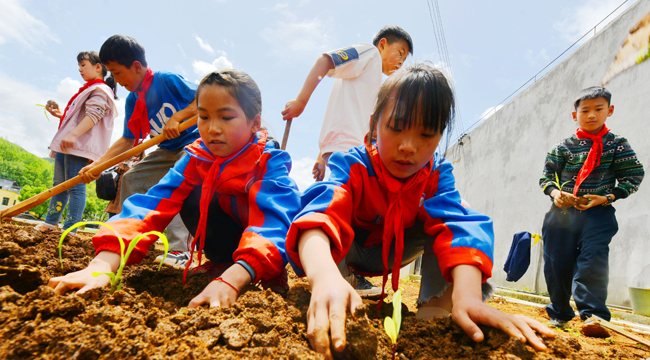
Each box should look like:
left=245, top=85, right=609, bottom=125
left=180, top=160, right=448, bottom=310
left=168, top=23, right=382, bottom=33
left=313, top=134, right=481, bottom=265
left=0, top=224, right=617, bottom=359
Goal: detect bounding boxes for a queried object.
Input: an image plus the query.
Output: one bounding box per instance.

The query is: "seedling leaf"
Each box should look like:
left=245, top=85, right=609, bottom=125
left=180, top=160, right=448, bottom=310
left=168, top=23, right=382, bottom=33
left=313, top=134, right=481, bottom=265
left=36, top=104, right=51, bottom=122
left=393, top=288, right=402, bottom=335
left=384, top=317, right=397, bottom=344
left=59, top=221, right=123, bottom=268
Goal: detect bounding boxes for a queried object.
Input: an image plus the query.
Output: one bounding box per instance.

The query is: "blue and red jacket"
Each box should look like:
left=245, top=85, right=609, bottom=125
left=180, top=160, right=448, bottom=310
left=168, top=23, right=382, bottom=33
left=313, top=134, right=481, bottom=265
left=286, top=143, right=494, bottom=292
left=92, top=130, right=300, bottom=282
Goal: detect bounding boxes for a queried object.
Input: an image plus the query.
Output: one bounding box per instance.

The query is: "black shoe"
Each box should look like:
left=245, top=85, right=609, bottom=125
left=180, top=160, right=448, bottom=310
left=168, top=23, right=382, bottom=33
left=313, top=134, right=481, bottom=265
left=351, top=269, right=381, bottom=297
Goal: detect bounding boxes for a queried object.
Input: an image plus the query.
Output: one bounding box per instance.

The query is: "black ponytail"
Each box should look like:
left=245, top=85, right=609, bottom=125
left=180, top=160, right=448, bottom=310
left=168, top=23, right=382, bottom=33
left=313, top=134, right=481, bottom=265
left=105, top=73, right=118, bottom=99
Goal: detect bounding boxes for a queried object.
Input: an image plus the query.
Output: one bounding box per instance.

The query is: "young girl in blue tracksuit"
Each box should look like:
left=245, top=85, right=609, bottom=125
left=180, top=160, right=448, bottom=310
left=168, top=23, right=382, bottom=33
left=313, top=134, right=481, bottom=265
left=48, top=69, right=301, bottom=308
left=286, top=63, right=554, bottom=359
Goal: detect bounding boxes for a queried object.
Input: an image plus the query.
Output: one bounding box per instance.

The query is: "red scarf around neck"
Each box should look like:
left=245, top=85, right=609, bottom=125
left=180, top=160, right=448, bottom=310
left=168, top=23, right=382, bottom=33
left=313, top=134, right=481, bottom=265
left=573, top=125, right=610, bottom=196
left=58, top=79, right=105, bottom=129
left=366, top=142, right=432, bottom=309
left=182, top=131, right=268, bottom=284
left=127, top=68, right=155, bottom=146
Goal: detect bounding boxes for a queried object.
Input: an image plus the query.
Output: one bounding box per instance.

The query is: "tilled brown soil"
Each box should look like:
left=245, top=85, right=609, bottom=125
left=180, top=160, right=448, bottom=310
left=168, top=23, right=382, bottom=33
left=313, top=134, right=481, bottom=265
left=0, top=223, right=627, bottom=359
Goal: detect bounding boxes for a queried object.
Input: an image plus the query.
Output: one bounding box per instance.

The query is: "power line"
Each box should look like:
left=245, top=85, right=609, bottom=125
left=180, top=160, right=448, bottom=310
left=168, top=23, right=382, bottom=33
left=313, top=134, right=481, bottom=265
left=426, top=0, right=466, bottom=146
left=459, top=0, right=629, bottom=140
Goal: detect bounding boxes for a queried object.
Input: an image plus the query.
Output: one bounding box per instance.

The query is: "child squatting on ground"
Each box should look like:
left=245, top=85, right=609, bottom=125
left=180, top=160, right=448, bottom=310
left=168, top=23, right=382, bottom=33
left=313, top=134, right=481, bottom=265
left=540, top=86, right=644, bottom=328
left=282, top=25, right=412, bottom=183
left=285, top=63, right=555, bottom=360
left=77, top=35, right=199, bottom=270
left=35, top=51, right=118, bottom=235
left=282, top=24, right=413, bottom=299
left=48, top=69, right=301, bottom=308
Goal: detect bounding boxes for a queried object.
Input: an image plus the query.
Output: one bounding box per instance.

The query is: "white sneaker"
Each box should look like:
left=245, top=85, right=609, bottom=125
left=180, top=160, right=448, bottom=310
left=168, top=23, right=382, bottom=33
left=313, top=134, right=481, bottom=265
left=34, top=223, right=57, bottom=232
left=154, top=251, right=191, bottom=270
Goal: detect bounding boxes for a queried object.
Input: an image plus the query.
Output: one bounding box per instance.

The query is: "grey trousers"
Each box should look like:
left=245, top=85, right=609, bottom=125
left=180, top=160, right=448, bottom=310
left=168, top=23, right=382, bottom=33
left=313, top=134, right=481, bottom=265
left=120, top=147, right=190, bottom=252
left=337, top=220, right=493, bottom=304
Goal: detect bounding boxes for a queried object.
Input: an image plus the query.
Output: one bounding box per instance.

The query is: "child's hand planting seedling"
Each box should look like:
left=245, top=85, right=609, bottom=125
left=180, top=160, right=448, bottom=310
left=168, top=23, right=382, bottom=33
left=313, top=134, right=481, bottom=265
left=59, top=221, right=169, bottom=293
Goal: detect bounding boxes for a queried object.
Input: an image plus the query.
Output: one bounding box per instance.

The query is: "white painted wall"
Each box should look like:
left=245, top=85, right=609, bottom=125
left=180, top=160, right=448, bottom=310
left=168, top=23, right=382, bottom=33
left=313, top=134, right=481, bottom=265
left=448, top=0, right=650, bottom=307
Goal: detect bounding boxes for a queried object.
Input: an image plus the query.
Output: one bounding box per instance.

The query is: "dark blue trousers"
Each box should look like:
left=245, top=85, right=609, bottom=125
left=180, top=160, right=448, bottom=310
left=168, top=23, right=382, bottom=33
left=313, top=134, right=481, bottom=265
left=542, top=204, right=618, bottom=321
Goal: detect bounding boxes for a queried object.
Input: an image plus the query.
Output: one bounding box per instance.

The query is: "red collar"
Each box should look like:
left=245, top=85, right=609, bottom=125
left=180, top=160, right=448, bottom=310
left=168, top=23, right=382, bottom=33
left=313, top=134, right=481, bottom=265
left=126, top=68, right=155, bottom=146
left=58, top=79, right=105, bottom=129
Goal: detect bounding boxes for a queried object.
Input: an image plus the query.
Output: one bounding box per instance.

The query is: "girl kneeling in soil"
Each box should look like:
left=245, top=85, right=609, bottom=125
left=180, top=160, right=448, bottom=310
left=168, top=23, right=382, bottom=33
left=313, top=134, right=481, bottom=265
left=285, top=63, right=555, bottom=359
left=49, top=69, right=301, bottom=307
left=36, top=51, right=118, bottom=235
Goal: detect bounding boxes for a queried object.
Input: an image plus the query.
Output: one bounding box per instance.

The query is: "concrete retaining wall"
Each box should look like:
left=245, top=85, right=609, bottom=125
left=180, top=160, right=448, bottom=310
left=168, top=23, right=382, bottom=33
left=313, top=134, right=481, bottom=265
left=447, top=0, right=650, bottom=307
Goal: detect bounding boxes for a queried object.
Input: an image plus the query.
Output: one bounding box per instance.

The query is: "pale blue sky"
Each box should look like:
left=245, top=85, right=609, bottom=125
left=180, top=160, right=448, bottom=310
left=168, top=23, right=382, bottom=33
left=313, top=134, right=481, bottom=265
left=0, top=0, right=633, bottom=190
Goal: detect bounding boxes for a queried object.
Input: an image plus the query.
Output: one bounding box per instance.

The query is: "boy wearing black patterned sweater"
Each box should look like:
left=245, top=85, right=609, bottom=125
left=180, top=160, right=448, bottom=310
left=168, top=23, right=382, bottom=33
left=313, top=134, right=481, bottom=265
left=539, top=86, right=643, bottom=327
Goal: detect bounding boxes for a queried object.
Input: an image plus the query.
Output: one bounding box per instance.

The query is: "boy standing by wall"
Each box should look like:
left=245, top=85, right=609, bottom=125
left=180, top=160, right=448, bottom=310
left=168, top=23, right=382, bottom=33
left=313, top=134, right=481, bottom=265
left=281, top=25, right=412, bottom=298
left=79, top=35, right=199, bottom=269
left=539, top=86, right=644, bottom=326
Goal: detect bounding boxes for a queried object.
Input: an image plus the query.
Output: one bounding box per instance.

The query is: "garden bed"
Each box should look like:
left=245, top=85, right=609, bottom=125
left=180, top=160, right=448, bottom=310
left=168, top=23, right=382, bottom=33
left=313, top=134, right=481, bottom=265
left=1, top=223, right=647, bottom=359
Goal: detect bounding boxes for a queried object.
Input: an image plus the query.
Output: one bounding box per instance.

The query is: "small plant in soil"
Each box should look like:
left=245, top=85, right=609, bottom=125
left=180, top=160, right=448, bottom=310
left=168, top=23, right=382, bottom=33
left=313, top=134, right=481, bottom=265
left=59, top=221, right=169, bottom=292
left=383, top=288, right=403, bottom=360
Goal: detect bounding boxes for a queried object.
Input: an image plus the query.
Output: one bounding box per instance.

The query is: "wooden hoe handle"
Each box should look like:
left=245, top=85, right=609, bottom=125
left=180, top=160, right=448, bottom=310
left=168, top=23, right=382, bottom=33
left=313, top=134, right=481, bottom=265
left=281, top=120, right=292, bottom=150
left=0, top=115, right=198, bottom=222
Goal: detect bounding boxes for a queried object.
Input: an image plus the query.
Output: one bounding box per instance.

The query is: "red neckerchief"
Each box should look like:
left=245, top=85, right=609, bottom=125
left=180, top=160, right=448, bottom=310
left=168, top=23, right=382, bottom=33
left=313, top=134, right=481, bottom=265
left=573, top=125, right=610, bottom=196
left=365, top=140, right=433, bottom=310
left=182, top=131, right=268, bottom=284
left=127, top=68, right=154, bottom=146
left=58, top=79, right=105, bottom=129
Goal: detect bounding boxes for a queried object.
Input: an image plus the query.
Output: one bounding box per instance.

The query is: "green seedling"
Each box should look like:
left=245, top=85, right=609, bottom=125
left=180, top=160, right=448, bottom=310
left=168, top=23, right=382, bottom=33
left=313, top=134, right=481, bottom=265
left=36, top=104, right=51, bottom=122
left=543, top=172, right=571, bottom=196
left=383, top=288, right=403, bottom=360
left=59, top=221, right=170, bottom=293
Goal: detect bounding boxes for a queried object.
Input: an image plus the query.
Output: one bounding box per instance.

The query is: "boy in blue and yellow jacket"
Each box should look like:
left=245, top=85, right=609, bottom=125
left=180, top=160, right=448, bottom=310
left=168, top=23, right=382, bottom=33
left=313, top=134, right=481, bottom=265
left=49, top=70, right=301, bottom=308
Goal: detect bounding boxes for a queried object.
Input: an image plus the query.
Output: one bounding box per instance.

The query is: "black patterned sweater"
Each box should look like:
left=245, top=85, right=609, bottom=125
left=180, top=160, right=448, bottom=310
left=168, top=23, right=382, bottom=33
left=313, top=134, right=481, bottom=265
left=540, top=132, right=644, bottom=200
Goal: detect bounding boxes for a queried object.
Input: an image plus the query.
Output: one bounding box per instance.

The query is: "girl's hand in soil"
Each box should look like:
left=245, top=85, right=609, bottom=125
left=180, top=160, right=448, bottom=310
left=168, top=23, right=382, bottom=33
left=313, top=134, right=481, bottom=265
left=574, top=194, right=607, bottom=210
left=188, top=263, right=251, bottom=308
left=306, top=272, right=362, bottom=359
left=450, top=265, right=555, bottom=352
left=48, top=251, right=120, bottom=295
left=297, top=228, right=363, bottom=360
left=551, top=189, right=575, bottom=208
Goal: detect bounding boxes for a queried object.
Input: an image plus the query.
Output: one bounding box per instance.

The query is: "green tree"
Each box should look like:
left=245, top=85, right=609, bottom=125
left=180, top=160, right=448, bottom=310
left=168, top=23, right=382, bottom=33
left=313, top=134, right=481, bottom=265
left=84, top=182, right=109, bottom=221
left=18, top=184, right=50, bottom=218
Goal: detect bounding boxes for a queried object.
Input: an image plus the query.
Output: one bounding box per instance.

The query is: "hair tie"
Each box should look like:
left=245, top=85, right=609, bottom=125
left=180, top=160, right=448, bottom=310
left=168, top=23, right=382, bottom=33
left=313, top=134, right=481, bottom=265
left=212, top=277, right=240, bottom=295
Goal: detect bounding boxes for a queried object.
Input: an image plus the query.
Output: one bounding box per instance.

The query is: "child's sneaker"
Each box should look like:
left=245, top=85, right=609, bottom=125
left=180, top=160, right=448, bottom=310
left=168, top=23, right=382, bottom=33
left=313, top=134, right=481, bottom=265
left=342, top=265, right=382, bottom=298
left=34, top=223, right=57, bottom=232
left=353, top=271, right=382, bottom=297
left=154, top=251, right=191, bottom=270
left=260, top=267, right=289, bottom=296
left=547, top=318, right=568, bottom=328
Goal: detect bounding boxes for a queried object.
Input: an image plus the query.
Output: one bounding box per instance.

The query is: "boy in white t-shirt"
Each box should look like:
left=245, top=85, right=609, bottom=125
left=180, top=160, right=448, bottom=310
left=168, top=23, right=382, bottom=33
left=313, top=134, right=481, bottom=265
left=282, top=25, right=413, bottom=181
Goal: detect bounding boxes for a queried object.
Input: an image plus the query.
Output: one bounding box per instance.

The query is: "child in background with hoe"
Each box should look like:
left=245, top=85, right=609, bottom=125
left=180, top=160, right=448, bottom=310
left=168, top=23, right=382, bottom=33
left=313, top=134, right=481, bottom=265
left=282, top=24, right=413, bottom=298
left=79, top=35, right=199, bottom=270
left=286, top=63, right=554, bottom=360
left=49, top=69, right=301, bottom=307
left=540, top=86, right=644, bottom=328
left=36, top=51, right=118, bottom=236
